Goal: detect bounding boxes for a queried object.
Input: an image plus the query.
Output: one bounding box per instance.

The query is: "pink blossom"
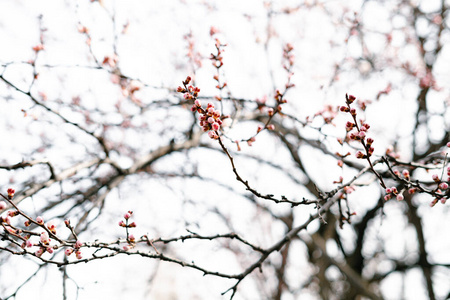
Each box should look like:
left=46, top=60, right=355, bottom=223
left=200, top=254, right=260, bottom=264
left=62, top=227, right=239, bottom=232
left=75, top=240, right=83, bottom=249
left=439, top=182, right=448, bottom=190
left=36, top=216, right=44, bottom=225
left=75, top=250, right=82, bottom=259
left=212, top=122, right=220, bottom=131
left=65, top=248, right=73, bottom=256
left=40, top=232, right=50, bottom=245
left=35, top=248, right=44, bottom=257
left=0, top=201, right=6, bottom=210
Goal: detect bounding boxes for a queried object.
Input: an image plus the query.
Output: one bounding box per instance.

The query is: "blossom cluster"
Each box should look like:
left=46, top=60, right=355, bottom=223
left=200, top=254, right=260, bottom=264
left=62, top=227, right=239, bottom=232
left=177, top=76, right=223, bottom=140
left=340, top=94, right=374, bottom=159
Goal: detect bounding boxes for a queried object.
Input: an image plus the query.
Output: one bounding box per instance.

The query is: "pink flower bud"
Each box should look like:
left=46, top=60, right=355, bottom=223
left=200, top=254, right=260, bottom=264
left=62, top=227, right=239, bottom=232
left=386, top=188, right=392, bottom=194
left=35, top=248, right=44, bottom=257
left=26, top=240, right=33, bottom=248
left=75, top=250, right=82, bottom=259
left=267, top=124, right=275, bottom=130
left=402, top=170, right=410, bottom=179
left=129, top=222, right=136, bottom=228
left=46, top=247, right=54, bottom=254
left=36, top=216, right=44, bottom=225
left=129, top=234, right=135, bottom=242
left=75, top=240, right=83, bottom=249
left=432, top=174, right=440, bottom=182
left=346, top=94, right=356, bottom=103
left=396, top=194, right=404, bottom=201
left=40, top=232, right=50, bottom=245
left=212, top=122, right=220, bottom=131
left=439, top=182, right=448, bottom=190
left=124, top=213, right=131, bottom=220
left=65, top=248, right=73, bottom=256
left=0, top=201, right=5, bottom=210
left=7, top=188, right=15, bottom=199
left=408, top=188, right=417, bottom=194
left=355, top=151, right=365, bottom=159
left=194, top=99, right=201, bottom=107
left=123, top=245, right=131, bottom=251
left=119, top=220, right=126, bottom=227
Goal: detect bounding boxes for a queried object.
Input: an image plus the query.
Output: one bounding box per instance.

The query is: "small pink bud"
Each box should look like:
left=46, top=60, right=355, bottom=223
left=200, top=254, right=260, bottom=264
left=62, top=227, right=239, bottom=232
left=65, top=248, right=73, bottom=256
left=124, top=213, right=131, bottom=220
left=119, top=220, right=126, bottom=227
left=40, top=232, right=50, bottom=245
left=129, top=222, right=136, bottom=228
left=26, top=240, right=33, bottom=248
left=396, top=194, right=404, bottom=201
left=267, top=124, right=275, bottom=130
left=337, top=160, right=343, bottom=167
left=386, top=188, right=392, bottom=194
left=402, top=170, right=410, bottom=179
left=194, top=99, right=201, bottom=107
left=432, top=174, right=440, bottom=182
left=408, top=188, right=417, bottom=194
left=212, top=122, right=220, bottom=131
left=35, top=248, right=44, bottom=257
left=36, top=216, right=44, bottom=225
left=123, top=245, right=131, bottom=251
left=46, top=247, right=54, bottom=254
left=75, top=240, right=83, bottom=249
left=7, top=188, right=15, bottom=199
left=355, top=151, right=365, bottom=159
left=0, top=201, right=5, bottom=210
left=346, top=94, right=356, bottom=103
left=439, top=182, right=448, bottom=190
left=129, top=234, right=135, bottom=242
left=75, top=250, right=82, bottom=259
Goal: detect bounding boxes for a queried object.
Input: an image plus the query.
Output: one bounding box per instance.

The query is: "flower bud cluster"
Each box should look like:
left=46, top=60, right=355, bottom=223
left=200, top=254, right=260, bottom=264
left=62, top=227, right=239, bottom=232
left=65, top=240, right=83, bottom=259
left=384, top=187, right=403, bottom=201
left=119, top=210, right=136, bottom=228
left=340, top=94, right=374, bottom=159
left=193, top=101, right=223, bottom=140
left=211, top=38, right=226, bottom=69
